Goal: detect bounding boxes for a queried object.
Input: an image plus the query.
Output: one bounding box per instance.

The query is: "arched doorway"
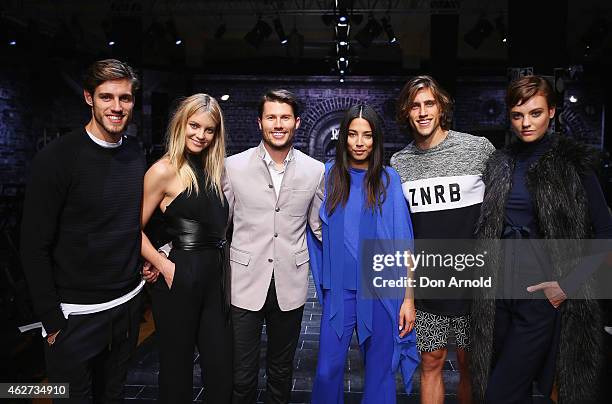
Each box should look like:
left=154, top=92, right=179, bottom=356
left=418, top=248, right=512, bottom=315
left=308, top=110, right=344, bottom=162
left=302, top=96, right=363, bottom=161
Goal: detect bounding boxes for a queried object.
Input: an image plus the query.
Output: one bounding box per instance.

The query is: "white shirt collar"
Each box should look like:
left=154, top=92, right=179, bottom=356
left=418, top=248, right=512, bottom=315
left=86, top=130, right=123, bottom=148
left=262, top=145, right=294, bottom=168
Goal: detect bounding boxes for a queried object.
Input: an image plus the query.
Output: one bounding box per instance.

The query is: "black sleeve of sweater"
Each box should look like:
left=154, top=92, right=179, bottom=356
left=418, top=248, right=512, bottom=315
left=558, top=172, right=612, bottom=297
left=20, top=140, right=73, bottom=334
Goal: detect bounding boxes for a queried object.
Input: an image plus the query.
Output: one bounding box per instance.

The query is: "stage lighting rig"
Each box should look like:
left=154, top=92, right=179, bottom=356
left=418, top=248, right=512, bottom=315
left=381, top=17, right=397, bottom=44
left=355, top=15, right=382, bottom=48
left=244, top=17, right=272, bottom=49
left=464, top=18, right=493, bottom=49
left=274, top=17, right=288, bottom=45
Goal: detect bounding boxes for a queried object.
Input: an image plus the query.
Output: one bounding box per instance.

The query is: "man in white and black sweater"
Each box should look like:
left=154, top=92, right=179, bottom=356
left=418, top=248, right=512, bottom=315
left=20, top=59, right=149, bottom=403
left=391, top=76, right=495, bottom=404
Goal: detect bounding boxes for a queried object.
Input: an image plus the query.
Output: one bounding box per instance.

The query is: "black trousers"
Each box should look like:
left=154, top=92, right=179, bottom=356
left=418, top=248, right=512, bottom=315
left=485, top=299, right=558, bottom=404
left=151, top=252, right=233, bottom=404
left=44, top=292, right=142, bottom=404
left=231, top=279, right=304, bottom=404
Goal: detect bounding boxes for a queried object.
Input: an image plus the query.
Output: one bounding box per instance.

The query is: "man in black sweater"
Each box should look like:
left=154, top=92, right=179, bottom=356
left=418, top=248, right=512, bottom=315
left=20, top=59, right=148, bottom=403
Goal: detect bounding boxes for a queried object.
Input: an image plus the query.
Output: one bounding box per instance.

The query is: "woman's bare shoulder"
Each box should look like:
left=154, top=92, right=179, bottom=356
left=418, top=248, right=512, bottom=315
left=146, top=157, right=176, bottom=181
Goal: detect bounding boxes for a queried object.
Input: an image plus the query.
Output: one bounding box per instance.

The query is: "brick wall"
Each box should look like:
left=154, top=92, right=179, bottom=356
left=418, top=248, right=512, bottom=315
left=0, top=67, right=91, bottom=189
left=454, top=77, right=508, bottom=147
left=192, top=75, right=410, bottom=162
left=0, top=71, right=32, bottom=187
left=1, top=70, right=605, bottom=188
left=561, top=81, right=605, bottom=148
left=453, top=76, right=605, bottom=148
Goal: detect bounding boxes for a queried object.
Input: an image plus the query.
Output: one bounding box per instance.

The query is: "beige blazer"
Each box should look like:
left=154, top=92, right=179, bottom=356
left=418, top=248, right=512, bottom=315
left=223, top=142, right=324, bottom=311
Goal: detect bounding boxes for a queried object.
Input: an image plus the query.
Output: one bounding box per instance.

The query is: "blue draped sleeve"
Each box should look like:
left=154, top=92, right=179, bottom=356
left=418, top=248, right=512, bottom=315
left=307, top=227, right=324, bottom=306
left=383, top=167, right=419, bottom=393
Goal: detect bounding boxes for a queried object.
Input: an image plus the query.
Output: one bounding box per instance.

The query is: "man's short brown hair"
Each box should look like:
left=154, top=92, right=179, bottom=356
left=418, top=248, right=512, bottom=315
left=258, top=89, right=300, bottom=117
left=396, top=75, right=453, bottom=131
left=506, top=75, right=556, bottom=110
left=83, top=59, right=140, bottom=95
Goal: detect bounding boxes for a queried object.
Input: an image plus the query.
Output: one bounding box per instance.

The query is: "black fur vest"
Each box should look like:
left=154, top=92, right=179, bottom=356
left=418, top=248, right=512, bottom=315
left=470, top=135, right=603, bottom=404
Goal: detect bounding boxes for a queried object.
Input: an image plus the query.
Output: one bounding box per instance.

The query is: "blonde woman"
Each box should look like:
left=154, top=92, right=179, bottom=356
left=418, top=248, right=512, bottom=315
left=140, top=94, right=231, bottom=403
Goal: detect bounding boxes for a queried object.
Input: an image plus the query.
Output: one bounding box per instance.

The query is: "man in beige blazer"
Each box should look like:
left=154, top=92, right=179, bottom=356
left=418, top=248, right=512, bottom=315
left=224, top=89, right=324, bottom=404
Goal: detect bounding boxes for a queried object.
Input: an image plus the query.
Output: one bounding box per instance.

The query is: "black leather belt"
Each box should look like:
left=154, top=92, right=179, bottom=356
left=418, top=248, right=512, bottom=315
left=166, top=216, right=231, bottom=320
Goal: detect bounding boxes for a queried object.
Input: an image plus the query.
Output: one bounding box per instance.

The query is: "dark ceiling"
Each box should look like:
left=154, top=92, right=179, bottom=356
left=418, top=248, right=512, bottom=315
left=1, top=0, right=611, bottom=76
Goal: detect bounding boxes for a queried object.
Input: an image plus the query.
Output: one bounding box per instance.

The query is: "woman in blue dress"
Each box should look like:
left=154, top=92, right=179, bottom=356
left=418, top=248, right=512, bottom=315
left=309, top=104, right=419, bottom=403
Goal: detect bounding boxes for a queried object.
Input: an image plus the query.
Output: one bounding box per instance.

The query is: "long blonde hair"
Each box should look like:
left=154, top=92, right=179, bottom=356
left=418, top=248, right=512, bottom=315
left=165, top=93, right=226, bottom=201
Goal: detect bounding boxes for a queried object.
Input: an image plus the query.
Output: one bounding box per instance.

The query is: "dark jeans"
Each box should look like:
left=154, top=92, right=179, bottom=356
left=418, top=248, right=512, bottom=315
left=44, top=292, right=142, bottom=404
left=231, top=279, right=304, bottom=404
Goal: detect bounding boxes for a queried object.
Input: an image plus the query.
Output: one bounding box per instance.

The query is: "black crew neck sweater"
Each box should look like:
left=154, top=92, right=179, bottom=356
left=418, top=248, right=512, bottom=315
left=20, top=129, right=145, bottom=333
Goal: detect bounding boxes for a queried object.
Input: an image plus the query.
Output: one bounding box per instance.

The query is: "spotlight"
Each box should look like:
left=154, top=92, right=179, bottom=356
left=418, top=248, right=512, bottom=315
left=581, top=18, right=609, bottom=51
left=244, top=18, right=272, bottom=49
left=336, top=15, right=349, bottom=27
left=495, top=15, right=507, bottom=44
left=9, top=40, right=16, bottom=46
left=108, top=40, right=115, bottom=46
left=381, top=17, right=397, bottom=44
left=567, top=65, right=583, bottom=80
left=339, top=56, right=346, bottom=62
left=274, top=17, right=288, bottom=45
left=335, top=23, right=350, bottom=40
left=166, top=20, right=182, bottom=47
left=214, top=22, right=227, bottom=39
left=337, top=7, right=349, bottom=26
left=337, top=57, right=349, bottom=71
left=340, top=78, right=345, bottom=83
left=221, top=94, right=230, bottom=101
left=355, top=16, right=383, bottom=48
left=569, top=95, right=578, bottom=103
left=464, top=18, right=494, bottom=49
left=339, top=40, right=348, bottom=46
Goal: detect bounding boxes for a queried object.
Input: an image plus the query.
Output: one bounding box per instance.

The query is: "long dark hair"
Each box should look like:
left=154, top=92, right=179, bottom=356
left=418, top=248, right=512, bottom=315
left=326, top=104, right=389, bottom=215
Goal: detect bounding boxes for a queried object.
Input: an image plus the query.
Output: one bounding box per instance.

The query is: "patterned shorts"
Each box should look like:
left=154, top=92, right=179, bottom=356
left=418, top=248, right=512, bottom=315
left=415, top=310, right=470, bottom=352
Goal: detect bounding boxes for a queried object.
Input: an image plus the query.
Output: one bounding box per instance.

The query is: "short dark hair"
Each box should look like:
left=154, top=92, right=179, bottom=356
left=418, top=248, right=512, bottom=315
left=83, top=59, right=140, bottom=95
left=396, top=75, right=453, bottom=131
left=258, top=89, right=300, bottom=117
left=506, top=75, right=556, bottom=110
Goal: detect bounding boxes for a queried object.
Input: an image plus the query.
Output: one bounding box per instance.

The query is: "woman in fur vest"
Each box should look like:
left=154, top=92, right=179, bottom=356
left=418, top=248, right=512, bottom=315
left=470, top=75, right=612, bottom=404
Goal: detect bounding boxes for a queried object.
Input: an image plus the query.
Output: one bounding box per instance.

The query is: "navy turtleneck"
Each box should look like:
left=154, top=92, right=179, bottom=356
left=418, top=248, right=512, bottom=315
left=504, top=133, right=553, bottom=237
left=504, top=133, right=612, bottom=239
